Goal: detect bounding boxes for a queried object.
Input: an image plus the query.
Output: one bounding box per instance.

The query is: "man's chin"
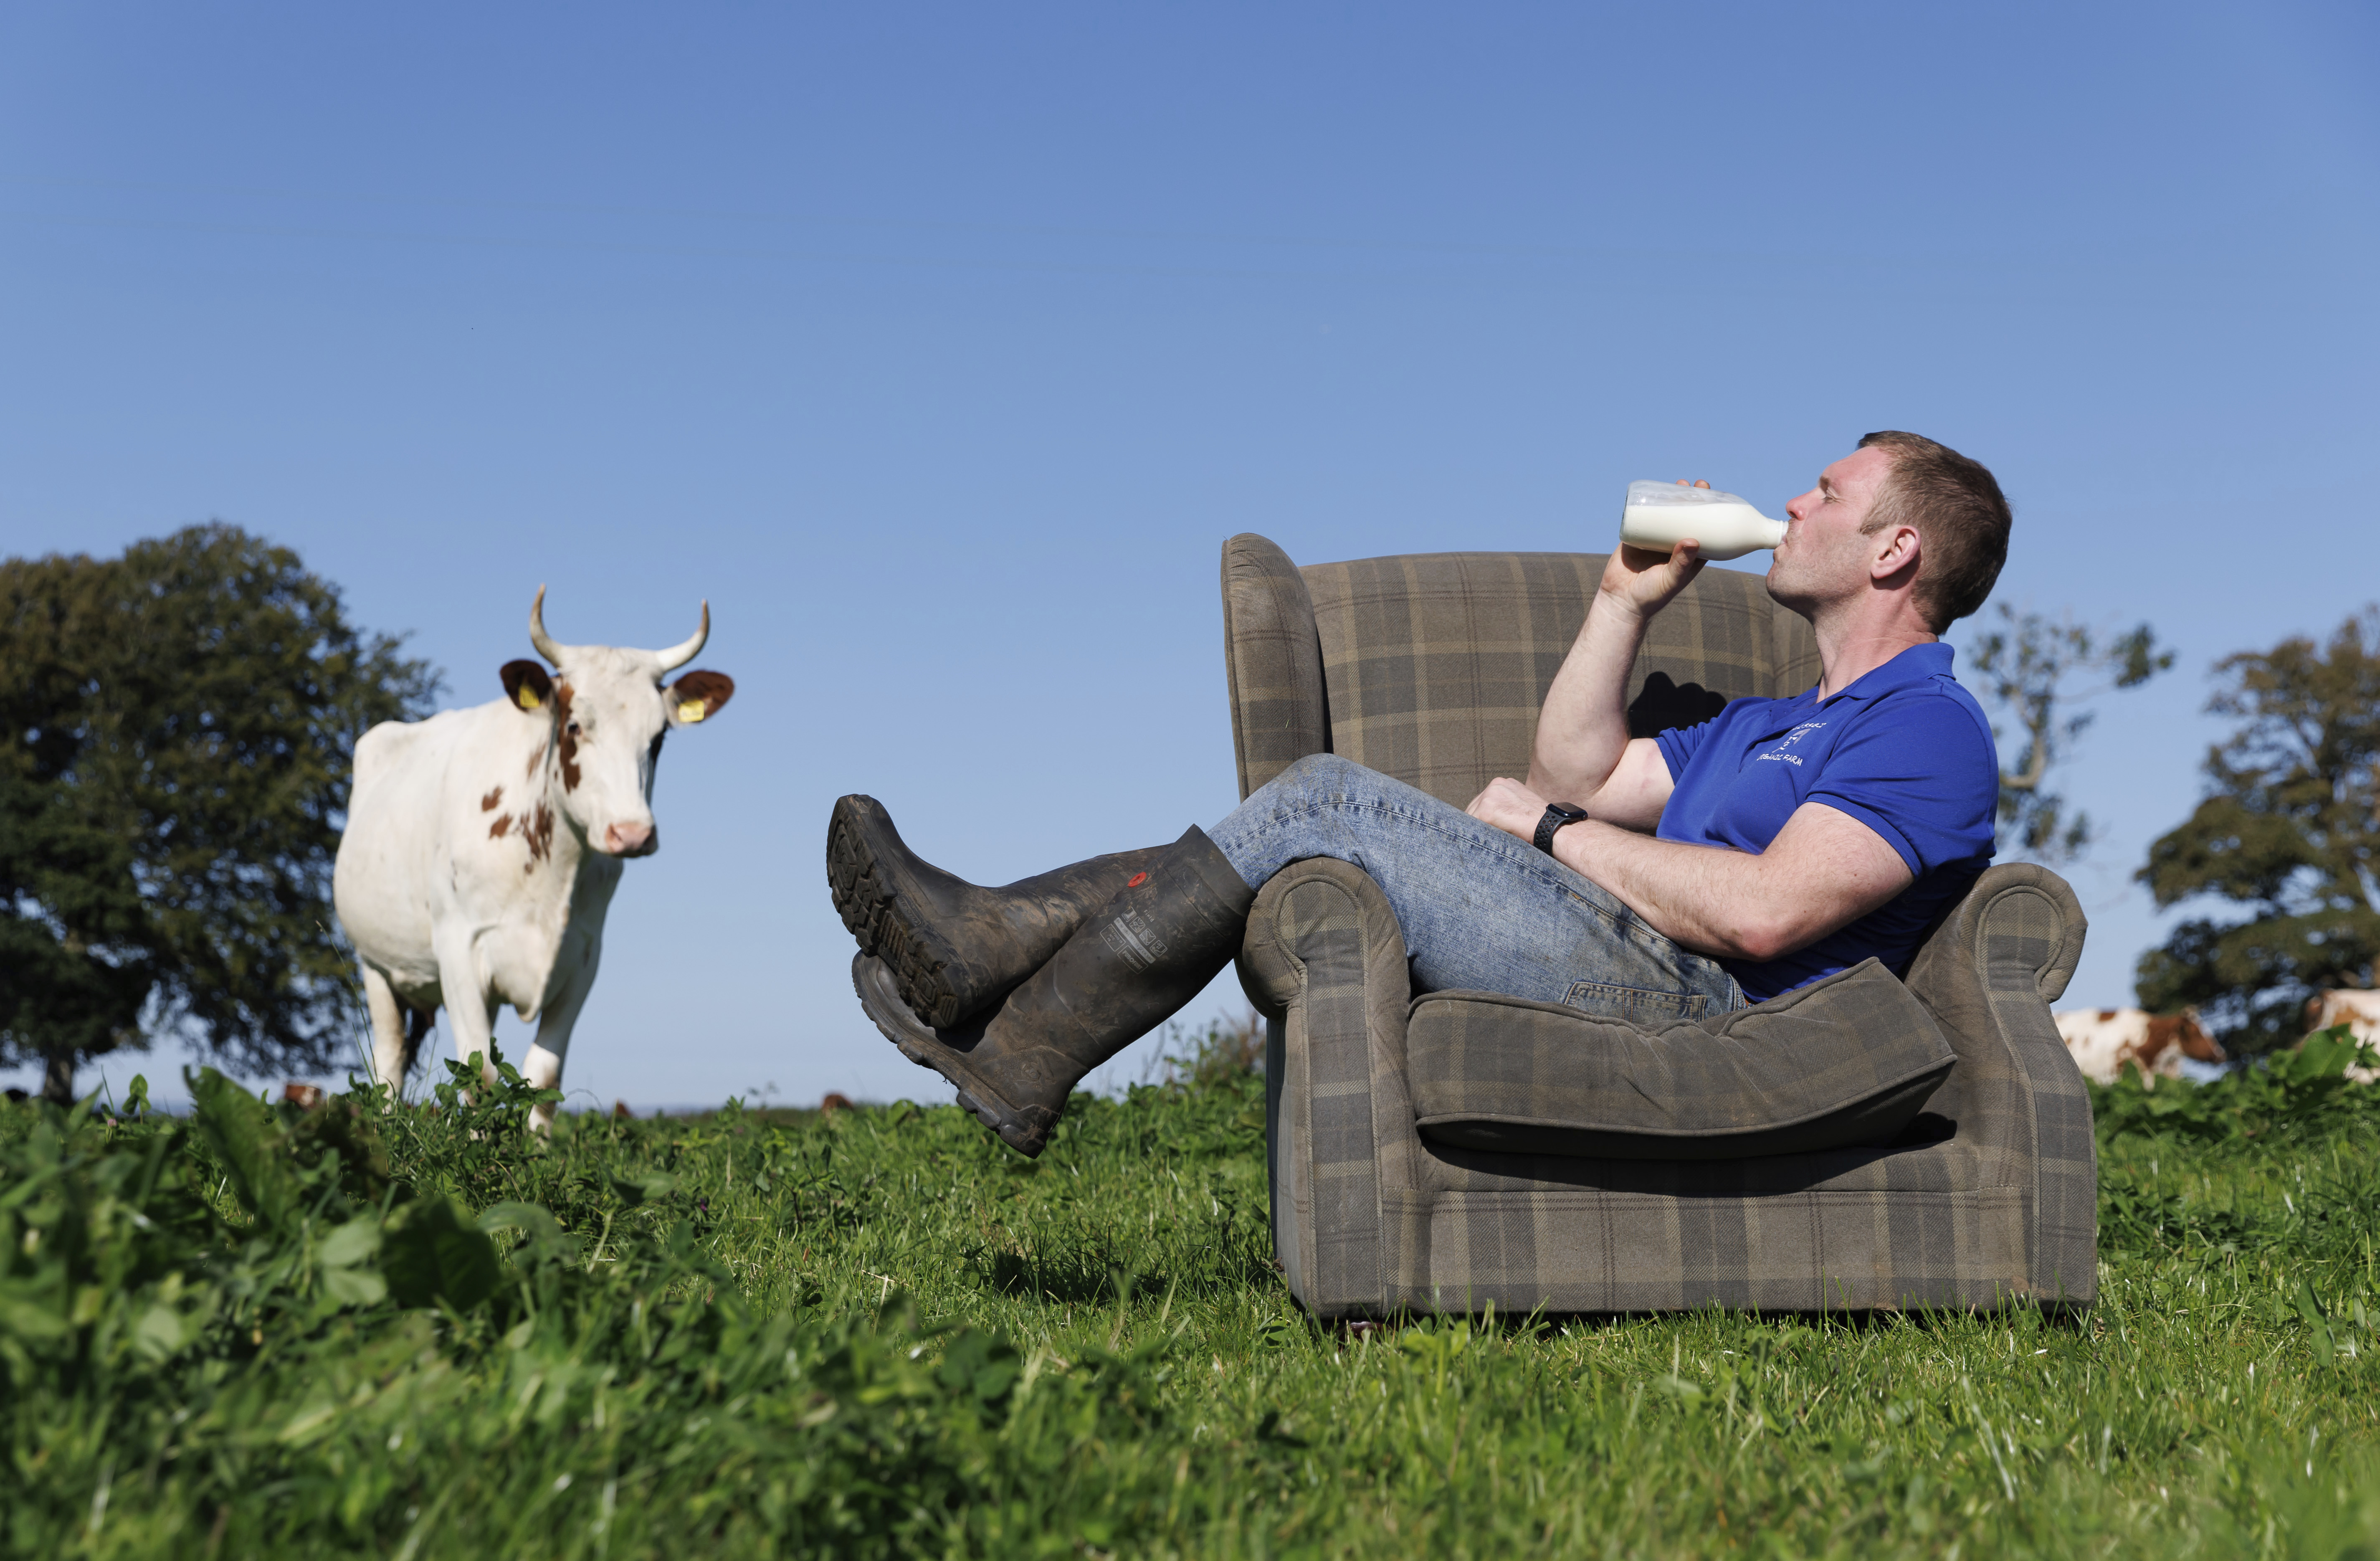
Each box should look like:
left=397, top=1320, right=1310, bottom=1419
left=1764, top=565, right=1816, bottom=616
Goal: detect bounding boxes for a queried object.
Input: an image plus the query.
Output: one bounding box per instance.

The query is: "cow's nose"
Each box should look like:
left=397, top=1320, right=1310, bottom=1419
left=604, top=821, right=656, bottom=856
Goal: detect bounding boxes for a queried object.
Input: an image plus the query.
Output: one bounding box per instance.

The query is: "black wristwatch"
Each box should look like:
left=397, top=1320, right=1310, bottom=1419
left=1533, top=802, right=1590, bottom=855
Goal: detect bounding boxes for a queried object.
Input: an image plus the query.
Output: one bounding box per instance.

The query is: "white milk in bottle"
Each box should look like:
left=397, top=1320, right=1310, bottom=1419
left=1618, top=480, right=1787, bottom=561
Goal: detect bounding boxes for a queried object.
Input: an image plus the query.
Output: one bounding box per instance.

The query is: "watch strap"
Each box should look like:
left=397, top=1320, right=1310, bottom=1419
left=1533, top=803, right=1588, bottom=855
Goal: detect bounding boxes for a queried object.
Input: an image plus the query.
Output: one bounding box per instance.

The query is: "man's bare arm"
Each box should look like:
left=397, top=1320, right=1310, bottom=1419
left=1469, top=779, right=1913, bottom=961
left=1569, top=739, right=1676, bottom=831
left=1527, top=533, right=1707, bottom=832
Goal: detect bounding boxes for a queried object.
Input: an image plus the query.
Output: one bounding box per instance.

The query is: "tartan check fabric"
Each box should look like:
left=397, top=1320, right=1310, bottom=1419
left=1221, top=536, right=1332, bottom=801
left=1293, top=546, right=1821, bottom=809
left=1221, top=536, right=2096, bottom=1319
left=1406, top=958, right=1957, bottom=1160
left=1904, top=865, right=2099, bottom=1307
left=1243, top=857, right=1425, bottom=1317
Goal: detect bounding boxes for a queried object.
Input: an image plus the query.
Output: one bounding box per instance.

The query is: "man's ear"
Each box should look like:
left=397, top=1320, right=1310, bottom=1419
left=667, top=670, right=735, bottom=726
left=501, top=660, right=555, bottom=712
left=1871, top=525, right=1923, bottom=583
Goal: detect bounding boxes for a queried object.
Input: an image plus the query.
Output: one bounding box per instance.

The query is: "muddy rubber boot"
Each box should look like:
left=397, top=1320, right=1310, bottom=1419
left=828, top=794, right=1166, bottom=1027
left=853, top=823, right=1256, bottom=1157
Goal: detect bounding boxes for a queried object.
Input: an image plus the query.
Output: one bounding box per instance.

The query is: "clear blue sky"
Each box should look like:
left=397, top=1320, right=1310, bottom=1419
left=4, top=3, right=2374, bottom=1109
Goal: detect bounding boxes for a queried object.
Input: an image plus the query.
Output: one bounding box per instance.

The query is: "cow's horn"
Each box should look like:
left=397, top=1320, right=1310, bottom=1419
left=529, top=585, right=566, bottom=666
left=654, top=601, right=709, bottom=673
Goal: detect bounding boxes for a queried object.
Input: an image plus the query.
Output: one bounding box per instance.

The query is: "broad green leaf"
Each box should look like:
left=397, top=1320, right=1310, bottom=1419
left=479, top=1201, right=577, bottom=1262
left=0, top=1292, right=71, bottom=1343
left=321, top=1265, right=390, bottom=1307
left=2298, top=1279, right=2337, bottom=1365
left=132, top=1302, right=191, bottom=1362
left=608, top=1172, right=679, bottom=1207
left=317, top=1218, right=382, bottom=1270
left=187, top=1065, right=296, bottom=1227
left=380, top=1198, right=500, bottom=1313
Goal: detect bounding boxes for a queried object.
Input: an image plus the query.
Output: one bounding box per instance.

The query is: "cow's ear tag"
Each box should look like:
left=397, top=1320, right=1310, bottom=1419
left=501, top=659, right=554, bottom=713
left=667, top=670, right=734, bottom=724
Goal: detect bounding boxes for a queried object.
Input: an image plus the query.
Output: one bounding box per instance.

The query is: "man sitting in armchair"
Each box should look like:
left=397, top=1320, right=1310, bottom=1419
left=828, top=430, right=2009, bottom=1157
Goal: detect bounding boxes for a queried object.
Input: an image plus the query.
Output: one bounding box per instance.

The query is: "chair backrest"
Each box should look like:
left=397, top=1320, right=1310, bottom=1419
left=1223, top=535, right=1821, bottom=808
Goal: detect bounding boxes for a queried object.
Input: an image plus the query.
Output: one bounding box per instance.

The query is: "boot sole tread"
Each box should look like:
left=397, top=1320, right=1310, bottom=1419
left=826, top=799, right=971, bottom=1028
left=853, top=963, right=1047, bottom=1157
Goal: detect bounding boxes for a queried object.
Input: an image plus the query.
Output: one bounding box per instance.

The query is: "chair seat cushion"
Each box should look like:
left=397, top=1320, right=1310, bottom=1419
left=1408, top=958, right=1955, bottom=1161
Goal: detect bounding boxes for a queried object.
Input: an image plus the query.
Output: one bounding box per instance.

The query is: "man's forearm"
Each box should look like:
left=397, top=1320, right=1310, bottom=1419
left=1546, top=803, right=1916, bottom=964
left=1550, top=819, right=1794, bottom=962
left=1469, top=780, right=1917, bottom=967
left=1527, top=597, right=1652, bottom=805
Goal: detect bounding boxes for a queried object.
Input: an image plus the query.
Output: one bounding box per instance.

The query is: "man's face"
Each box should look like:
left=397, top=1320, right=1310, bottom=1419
left=1767, top=445, right=1898, bottom=614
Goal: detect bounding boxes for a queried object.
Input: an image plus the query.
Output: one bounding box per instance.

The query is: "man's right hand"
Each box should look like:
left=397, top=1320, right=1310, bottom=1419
left=1526, top=481, right=1709, bottom=819
left=1599, top=479, right=1712, bottom=619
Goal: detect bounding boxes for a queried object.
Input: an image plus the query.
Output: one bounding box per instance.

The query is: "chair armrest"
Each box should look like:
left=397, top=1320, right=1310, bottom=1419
left=1238, top=857, right=1429, bottom=1318
left=1903, top=862, right=2097, bottom=1305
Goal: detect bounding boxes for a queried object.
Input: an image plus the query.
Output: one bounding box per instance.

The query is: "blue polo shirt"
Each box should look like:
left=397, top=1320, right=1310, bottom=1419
left=1651, top=642, right=1998, bottom=1002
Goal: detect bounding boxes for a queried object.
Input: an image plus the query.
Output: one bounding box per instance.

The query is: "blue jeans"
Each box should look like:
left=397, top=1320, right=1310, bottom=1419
left=1208, top=753, right=1746, bottom=1024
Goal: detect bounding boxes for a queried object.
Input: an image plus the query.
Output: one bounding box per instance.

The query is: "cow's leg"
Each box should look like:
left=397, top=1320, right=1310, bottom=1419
left=524, top=945, right=603, bottom=1136
left=360, top=964, right=413, bottom=1105
left=519, top=1047, right=563, bottom=1136
left=431, top=932, right=504, bottom=1092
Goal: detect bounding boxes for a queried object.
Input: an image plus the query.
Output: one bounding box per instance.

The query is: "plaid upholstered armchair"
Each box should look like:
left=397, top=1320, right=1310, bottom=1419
left=1221, top=535, right=2098, bottom=1319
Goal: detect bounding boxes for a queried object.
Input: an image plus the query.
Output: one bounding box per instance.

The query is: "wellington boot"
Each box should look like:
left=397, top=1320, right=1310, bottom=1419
left=828, top=794, right=1165, bottom=1027
left=853, top=824, right=1256, bottom=1157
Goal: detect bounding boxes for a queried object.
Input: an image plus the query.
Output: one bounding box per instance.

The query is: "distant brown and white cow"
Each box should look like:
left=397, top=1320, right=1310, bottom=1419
left=2053, top=1007, right=2227, bottom=1088
left=2304, top=989, right=2380, bottom=1083
left=332, top=590, right=734, bottom=1130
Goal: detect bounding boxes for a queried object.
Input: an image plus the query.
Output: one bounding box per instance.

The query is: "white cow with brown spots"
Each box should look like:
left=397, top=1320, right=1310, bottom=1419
left=2304, top=989, right=2380, bottom=1083
left=333, top=590, right=733, bottom=1130
left=2053, top=1007, right=2227, bottom=1088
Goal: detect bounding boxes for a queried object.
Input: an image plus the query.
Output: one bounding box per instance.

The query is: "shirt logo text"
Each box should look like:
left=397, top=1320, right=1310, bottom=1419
left=1755, top=721, right=1826, bottom=768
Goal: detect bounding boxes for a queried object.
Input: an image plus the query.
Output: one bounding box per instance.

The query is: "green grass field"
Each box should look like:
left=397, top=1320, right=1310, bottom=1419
left=9, top=1033, right=2380, bottom=1559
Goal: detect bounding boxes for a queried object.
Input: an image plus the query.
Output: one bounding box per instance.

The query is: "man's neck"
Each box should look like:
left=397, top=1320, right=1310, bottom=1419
left=1810, top=606, right=1939, bottom=699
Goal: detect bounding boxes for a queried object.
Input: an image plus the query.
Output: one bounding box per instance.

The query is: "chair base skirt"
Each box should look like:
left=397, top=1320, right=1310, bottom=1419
left=1278, top=1183, right=2089, bottom=1321
left=1398, top=1185, right=2072, bottom=1317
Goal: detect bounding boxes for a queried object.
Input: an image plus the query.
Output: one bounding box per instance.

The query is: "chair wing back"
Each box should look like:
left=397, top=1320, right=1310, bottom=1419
left=1223, top=535, right=1820, bottom=807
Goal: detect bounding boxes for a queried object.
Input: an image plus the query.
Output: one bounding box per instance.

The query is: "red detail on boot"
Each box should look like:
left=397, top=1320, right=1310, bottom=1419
left=1127, top=872, right=1149, bottom=888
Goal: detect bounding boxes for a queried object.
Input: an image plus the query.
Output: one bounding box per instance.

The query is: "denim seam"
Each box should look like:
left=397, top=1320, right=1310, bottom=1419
left=1225, top=773, right=1749, bottom=1015
left=1250, top=793, right=1577, bottom=897
left=1245, top=790, right=1716, bottom=970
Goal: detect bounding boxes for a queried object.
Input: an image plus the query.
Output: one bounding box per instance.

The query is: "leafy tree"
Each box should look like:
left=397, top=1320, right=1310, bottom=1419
left=2136, top=608, right=2380, bottom=1054
left=1964, top=603, right=2172, bottom=864
left=0, top=524, right=438, bottom=1103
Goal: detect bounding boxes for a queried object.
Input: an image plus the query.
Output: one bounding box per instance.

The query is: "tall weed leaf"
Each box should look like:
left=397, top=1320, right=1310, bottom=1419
left=380, top=1196, right=501, bottom=1311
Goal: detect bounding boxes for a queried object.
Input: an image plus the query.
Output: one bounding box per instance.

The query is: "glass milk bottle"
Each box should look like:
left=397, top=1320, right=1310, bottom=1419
left=1618, top=480, right=1788, bottom=561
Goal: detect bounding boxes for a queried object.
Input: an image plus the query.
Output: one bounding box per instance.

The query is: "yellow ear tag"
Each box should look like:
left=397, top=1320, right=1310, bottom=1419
left=677, top=699, right=707, bottom=723
left=517, top=688, right=543, bottom=712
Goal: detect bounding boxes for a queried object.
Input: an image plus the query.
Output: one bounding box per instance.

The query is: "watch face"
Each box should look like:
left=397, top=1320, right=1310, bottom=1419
left=1554, top=804, right=1589, bottom=822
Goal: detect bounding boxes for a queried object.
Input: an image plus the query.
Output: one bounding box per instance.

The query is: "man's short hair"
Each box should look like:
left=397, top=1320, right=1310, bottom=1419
left=1856, top=431, right=2011, bottom=630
